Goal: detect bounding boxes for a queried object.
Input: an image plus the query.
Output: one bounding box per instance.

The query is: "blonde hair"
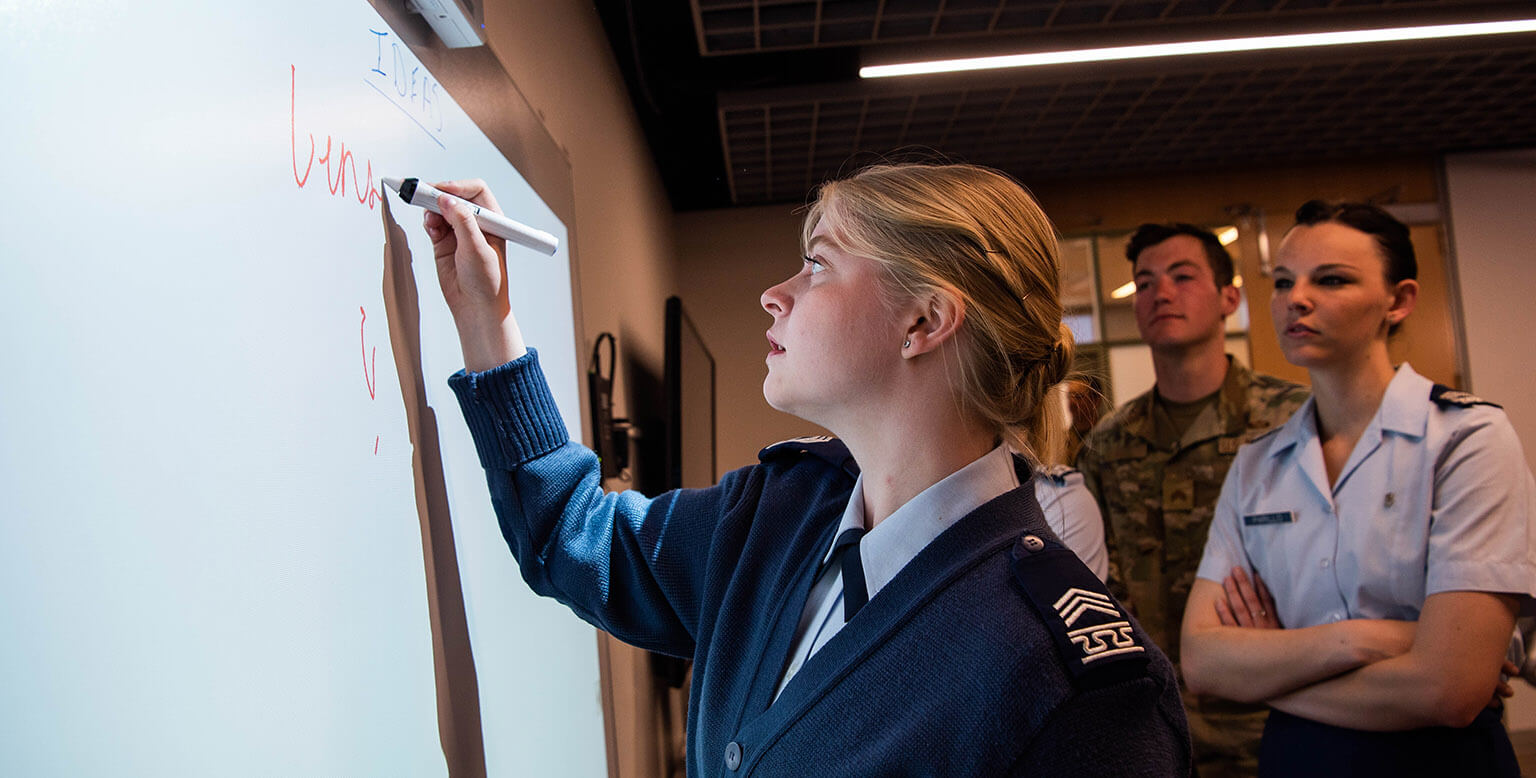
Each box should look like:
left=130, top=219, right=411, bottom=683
left=802, top=163, right=1074, bottom=465
left=1029, top=382, right=1072, bottom=467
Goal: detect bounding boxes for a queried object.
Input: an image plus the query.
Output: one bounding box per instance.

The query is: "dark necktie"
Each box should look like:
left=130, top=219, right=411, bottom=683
left=832, top=527, right=868, bottom=621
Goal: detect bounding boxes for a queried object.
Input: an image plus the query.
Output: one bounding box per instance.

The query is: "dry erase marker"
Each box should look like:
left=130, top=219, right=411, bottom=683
left=382, top=176, right=559, bottom=256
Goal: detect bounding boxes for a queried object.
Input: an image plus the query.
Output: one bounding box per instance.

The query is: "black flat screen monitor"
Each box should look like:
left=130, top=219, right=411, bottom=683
left=664, top=296, right=717, bottom=490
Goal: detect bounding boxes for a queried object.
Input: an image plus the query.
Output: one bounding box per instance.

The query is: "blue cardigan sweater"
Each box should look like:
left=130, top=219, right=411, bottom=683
left=449, top=351, right=1191, bottom=777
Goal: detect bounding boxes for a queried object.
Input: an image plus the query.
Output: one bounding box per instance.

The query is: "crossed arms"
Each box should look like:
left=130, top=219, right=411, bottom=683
left=1181, top=569, right=1518, bottom=731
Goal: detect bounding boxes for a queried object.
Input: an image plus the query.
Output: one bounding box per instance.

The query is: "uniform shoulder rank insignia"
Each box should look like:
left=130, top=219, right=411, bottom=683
left=1008, top=532, right=1150, bottom=689
left=758, top=436, right=859, bottom=475
left=1430, top=384, right=1501, bottom=409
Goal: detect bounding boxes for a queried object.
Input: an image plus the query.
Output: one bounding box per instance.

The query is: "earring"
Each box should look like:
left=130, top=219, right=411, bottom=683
left=903, top=339, right=911, bottom=348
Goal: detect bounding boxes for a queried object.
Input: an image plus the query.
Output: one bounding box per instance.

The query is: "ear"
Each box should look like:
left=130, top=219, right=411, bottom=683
left=1386, top=278, right=1419, bottom=329
left=903, top=289, right=965, bottom=358
left=1218, top=283, right=1241, bottom=318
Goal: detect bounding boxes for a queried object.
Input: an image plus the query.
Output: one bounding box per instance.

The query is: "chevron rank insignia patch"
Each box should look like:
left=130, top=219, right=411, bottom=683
left=1053, top=588, right=1145, bottom=665
left=1010, top=532, right=1150, bottom=688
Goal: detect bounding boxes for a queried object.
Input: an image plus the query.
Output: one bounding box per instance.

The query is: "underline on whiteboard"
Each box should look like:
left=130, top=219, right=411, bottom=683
left=364, top=78, right=446, bottom=149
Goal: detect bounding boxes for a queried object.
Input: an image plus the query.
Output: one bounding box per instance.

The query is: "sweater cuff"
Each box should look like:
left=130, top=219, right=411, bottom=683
left=447, top=348, right=570, bottom=470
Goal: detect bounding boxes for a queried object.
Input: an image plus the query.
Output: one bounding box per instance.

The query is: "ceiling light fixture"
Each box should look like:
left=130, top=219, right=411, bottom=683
left=861, top=18, right=1536, bottom=79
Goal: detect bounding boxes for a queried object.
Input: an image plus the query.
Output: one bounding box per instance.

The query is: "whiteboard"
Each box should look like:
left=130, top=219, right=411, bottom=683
left=0, top=1, right=604, bottom=775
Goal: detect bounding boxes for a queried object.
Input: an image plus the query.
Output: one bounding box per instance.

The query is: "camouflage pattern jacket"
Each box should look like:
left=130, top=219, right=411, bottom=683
left=1076, top=360, right=1306, bottom=775
left=1076, top=359, right=1308, bottom=663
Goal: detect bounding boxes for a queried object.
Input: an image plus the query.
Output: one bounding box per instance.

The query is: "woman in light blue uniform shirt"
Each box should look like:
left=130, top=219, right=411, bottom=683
left=1181, top=200, right=1536, bottom=777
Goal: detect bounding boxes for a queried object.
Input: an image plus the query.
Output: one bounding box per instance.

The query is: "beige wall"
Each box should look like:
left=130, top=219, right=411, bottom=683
left=675, top=156, right=1462, bottom=474
left=482, top=1, right=675, bottom=386
left=478, top=4, right=679, bottom=777
left=673, top=204, right=830, bottom=473
left=1443, top=148, right=1536, bottom=733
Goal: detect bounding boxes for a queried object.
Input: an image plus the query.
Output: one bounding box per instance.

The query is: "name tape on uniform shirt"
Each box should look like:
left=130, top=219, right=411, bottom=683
left=1243, top=511, right=1295, bottom=526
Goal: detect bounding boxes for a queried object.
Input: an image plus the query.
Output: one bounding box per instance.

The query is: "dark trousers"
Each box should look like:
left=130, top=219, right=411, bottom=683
left=1258, top=707, right=1518, bottom=777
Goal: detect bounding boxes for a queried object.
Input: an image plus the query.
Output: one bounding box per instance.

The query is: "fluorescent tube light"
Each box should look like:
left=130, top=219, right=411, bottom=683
left=862, top=18, right=1536, bottom=78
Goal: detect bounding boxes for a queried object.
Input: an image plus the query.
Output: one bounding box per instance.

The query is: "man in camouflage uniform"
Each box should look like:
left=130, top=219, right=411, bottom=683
left=1076, top=223, right=1308, bottom=777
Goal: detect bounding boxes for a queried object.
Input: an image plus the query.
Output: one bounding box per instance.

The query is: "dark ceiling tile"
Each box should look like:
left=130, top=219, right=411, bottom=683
left=879, top=17, right=938, bottom=38
left=701, top=7, right=754, bottom=30
left=1163, top=0, right=1225, bottom=19
left=762, top=26, right=817, bottom=48
left=761, top=2, right=819, bottom=25
left=704, top=31, right=757, bottom=51
left=948, top=0, right=1003, bottom=10
left=822, top=0, right=882, bottom=21
left=821, top=20, right=878, bottom=42
left=993, top=7, right=1056, bottom=30
left=934, top=12, right=995, bottom=35
left=1052, top=3, right=1115, bottom=26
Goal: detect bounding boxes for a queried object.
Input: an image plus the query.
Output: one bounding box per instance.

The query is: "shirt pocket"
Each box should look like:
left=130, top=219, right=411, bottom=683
left=1236, top=505, right=1300, bottom=590
left=1349, top=481, right=1431, bottom=619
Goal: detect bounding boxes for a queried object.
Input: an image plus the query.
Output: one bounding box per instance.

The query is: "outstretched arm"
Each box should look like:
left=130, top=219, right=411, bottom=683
left=425, top=181, right=721, bottom=654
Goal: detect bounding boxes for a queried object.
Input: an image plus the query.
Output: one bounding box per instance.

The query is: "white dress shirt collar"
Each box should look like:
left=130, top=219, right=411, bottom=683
left=825, top=443, right=1020, bottom=603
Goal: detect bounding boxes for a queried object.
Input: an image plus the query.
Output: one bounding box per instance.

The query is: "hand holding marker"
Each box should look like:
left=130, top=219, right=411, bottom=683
left=383, top=177, right=559, bottom=256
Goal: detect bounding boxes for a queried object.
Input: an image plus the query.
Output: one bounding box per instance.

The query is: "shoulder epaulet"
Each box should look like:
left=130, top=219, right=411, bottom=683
left=1008, top=532, right=1150, bottom=689
left=1431, top=384, right=1502, bottom=409
left=758, top=436, right=859, bottom=476
left=1036, top=463, right=1077, bottom=486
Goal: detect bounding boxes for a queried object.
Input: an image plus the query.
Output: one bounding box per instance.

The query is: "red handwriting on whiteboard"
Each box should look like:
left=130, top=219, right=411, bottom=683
left=291, top=65, right=380, bottom=210
left=361, top=306, right=377, bottom=399
left=362, top=306, right=380, bottom=455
